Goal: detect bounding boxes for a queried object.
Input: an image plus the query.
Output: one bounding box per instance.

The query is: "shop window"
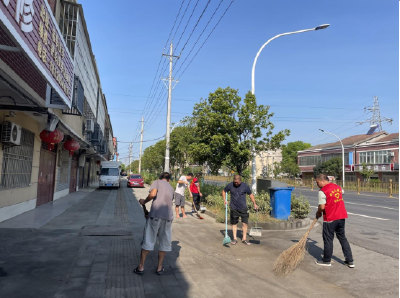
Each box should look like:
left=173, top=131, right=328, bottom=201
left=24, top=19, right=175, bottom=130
left=1, top=129, right=34, bottom=189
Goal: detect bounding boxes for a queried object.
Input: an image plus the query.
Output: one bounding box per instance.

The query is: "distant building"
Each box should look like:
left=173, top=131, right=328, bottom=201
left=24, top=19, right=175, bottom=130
left=297, top=132, right=399, bottom=182
left=254, top=149, right=283, bottom=178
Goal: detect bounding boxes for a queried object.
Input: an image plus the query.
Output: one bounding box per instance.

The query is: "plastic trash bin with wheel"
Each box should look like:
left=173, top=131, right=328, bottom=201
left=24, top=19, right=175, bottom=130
left=269, top=187, right=295, bottom=220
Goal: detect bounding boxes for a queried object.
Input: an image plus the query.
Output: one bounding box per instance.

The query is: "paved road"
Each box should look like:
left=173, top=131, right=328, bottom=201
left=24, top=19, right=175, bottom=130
left=0, top=181, right=397, bottom=297
left=205, top=179, right=399, bottom=258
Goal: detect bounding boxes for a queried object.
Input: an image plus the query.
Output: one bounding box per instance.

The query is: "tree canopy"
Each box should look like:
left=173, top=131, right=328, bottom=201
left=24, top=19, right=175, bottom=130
left=189, top=87, right=290, bottom=175
left=313, top=157, right=342, bottom=179
left=280, top=141, right=311, bottom=176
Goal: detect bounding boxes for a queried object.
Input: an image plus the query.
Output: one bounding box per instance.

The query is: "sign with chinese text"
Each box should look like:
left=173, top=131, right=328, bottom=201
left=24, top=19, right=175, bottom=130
left=354, top=164, right=393, bottom=172
left=0, top=0, right=74, bottom=108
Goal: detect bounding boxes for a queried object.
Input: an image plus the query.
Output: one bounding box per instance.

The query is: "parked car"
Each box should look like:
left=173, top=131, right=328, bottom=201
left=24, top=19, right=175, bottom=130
left=127, top=174, right=144, bottom=188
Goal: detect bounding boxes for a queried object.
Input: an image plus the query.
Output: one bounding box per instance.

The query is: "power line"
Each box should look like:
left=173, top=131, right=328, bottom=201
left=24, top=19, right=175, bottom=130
left=174, top=0, right=225, bottom=74
left=177, top=0, right=212, bottom=55
left=177, top=0, right=235, bottom=78
left=175, top=0, right=201, bottom=51
left=117, top=135, right=166, bottom=143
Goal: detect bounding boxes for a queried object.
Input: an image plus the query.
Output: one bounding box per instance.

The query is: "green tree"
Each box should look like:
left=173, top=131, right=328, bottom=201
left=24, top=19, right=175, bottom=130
left=189, top=87, right=290, bottom=175
left=313, top=157, right=342, bottom=179
left=127, top=160, right=139, bottom=173
left=360, top=162, right=375, bottom=181
left=273, top=161, right=282, bottom=178
left=141, top=140, right=166, bottom=173
left=170, top=124, right=195, bottom=174
left=280, top=141, right=311, bottom=176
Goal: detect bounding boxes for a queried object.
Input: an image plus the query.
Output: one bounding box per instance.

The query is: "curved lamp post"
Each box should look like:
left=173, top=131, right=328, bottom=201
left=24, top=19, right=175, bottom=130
left=319, top=129, right=345, bottom=188
left=250, top=24, right=330, bottom=193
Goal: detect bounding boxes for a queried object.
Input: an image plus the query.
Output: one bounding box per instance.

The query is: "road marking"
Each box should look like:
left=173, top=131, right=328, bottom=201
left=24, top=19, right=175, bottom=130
left=344, top=201, right=399, bottom=211
left=309, top=206, right=390, bottom=221
left=346, top=212, right=390, bottom=221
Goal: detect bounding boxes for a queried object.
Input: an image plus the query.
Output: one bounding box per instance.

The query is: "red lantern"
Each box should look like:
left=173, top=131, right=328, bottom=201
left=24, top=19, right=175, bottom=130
left=40, top=129, right=64, bottom=150
left=63, top=139, right=80, bottom=156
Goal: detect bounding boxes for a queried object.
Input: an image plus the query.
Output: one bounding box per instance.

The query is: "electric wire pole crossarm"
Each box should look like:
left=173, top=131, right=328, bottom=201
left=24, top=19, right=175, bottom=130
left=162, top=42, right=180, bottom=173
left=250, top=24, right=330, bottom=193
left=319, top=129, right=345, bottom=188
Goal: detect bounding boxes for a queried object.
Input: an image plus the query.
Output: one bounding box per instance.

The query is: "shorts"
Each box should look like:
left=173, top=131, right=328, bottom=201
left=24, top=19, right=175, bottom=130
left=174, top=193, right=185, bottom=206
left=141, top=217, right=172, bottom=252
left=230, top=208, right=249, bottom=225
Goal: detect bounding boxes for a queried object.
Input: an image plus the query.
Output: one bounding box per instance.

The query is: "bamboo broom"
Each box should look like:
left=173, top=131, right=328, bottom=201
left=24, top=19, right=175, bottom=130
left=273, top=218, right=318, bottom=277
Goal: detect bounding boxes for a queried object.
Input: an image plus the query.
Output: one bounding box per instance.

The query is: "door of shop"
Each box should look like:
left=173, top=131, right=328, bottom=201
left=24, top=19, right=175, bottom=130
left=69, top=160, right=78, bottom=193
left=37, top=149, right=56, bottom=207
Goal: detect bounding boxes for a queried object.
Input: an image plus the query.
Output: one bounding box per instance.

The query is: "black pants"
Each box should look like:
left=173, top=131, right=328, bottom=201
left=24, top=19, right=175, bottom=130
left=192, top=193, right=200, bottom=210
left=322, top=219, right=353, bottom=263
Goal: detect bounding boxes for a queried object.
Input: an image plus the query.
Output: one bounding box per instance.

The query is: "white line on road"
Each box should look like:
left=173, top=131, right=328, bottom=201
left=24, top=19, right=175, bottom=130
left=344, top=201, right=399, bottom=211
left=309, top=206, right=390, bottom=221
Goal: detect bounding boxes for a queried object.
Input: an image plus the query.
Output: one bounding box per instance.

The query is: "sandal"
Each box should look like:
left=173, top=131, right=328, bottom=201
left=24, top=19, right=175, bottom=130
left=230, top=239, right=238, bottom=245
left=242, top=240, right=251, bottom=246
left=133, top=267, right=144, bottom=275
left=156, top=268, right=165, bottom=275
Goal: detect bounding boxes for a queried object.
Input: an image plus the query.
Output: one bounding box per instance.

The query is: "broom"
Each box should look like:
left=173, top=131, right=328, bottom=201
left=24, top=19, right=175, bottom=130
left=223, top=193, right=232, bottom=245
left=273, top=218, right=318, bottom=277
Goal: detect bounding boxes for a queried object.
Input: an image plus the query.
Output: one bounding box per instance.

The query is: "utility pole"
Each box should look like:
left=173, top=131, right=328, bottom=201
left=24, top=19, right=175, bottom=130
left=162, top=42, right=179, bottom=173
left=128, top=142, right=132, bottom=174
left=138, top=116, right=144, bottom=174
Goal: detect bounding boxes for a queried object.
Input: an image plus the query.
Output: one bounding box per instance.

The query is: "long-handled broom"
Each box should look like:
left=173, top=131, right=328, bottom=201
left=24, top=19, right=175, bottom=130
left=223, top=193, right=231, bottom=245
left=273, top=218, right=318, bottom=277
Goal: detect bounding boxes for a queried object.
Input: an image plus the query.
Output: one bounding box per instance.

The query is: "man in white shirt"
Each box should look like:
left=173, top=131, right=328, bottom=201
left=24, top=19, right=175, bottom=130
left=175, top=173, right=194, bottom=218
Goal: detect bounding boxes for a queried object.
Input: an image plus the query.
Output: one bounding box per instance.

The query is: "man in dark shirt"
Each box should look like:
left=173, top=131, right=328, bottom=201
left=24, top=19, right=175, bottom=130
left=222, top=175, right=258, bottom=245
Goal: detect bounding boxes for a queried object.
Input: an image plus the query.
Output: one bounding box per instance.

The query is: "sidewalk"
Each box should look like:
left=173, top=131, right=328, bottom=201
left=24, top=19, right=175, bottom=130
left=0, top=183, right=397, bottom=297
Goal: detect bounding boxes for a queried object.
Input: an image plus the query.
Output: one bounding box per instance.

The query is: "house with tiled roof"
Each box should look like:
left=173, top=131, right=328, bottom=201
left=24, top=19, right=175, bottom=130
left=297, top=131, right=399, bottom=182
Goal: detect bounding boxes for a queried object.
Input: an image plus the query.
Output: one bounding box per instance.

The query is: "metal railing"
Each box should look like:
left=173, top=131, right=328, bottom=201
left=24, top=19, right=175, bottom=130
left=278, top=177, right=398, bottom=196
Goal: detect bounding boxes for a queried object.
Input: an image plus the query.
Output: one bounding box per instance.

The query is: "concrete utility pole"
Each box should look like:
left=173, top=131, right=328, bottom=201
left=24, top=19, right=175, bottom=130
left=162, top=42, right=179, bottom=173
left=138, top=116, right=144, bottom=174
left=250, top=24, right=330, bottom=193
left=128, top=142, right=132, bottom=174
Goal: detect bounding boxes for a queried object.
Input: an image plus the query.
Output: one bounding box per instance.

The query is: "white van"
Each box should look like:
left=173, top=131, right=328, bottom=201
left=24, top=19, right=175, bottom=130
left=98, top=161, right=121, bottom=188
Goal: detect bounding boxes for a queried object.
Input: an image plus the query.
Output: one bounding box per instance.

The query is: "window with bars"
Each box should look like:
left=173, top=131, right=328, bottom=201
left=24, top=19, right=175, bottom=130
left=1, top=129, right=35, bottom=189
left=298, top=155, right=322, bottom=166
left=359, top=150, right=391, bottom=164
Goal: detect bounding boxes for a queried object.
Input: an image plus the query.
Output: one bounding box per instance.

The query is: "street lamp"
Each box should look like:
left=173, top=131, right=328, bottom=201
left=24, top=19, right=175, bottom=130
left=250, top=24, right=330, bottom=193
left=319, top=129, right=345, bottom=188
left=171, top=121, right=182, bottom=132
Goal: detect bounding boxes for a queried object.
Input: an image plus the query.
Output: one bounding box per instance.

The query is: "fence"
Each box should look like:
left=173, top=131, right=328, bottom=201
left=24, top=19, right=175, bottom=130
left=204, top=175, right=399, bottom=196
left=278, top=177, right=399, bottom=196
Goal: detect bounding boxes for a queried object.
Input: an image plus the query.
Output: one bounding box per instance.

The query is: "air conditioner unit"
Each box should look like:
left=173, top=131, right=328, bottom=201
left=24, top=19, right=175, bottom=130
left=0, top=122, right=22, bottom=145
left=389, top=152, right=395, bottom=157
left=86, top=119, right=94, bottom=133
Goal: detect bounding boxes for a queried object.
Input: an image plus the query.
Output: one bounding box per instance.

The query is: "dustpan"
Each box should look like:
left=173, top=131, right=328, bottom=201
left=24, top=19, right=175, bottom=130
left=249, top=209, right=262, bottom=237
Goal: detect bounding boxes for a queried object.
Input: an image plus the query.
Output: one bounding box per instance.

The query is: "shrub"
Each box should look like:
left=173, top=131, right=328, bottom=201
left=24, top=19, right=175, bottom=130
left=291, top=193, right=311, bottom=219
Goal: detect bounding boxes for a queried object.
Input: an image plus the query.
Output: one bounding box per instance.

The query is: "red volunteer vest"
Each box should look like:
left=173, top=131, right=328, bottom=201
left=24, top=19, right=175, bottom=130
left=321, top=183, right=348, bottom=222
left=190, top=178, right=199, bottom=193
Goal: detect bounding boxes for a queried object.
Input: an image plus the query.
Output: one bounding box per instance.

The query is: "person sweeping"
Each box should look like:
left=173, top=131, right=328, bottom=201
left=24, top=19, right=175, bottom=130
left=315, top=174, right=354, bottom=268
left=273, top=173, right=354, bottom=277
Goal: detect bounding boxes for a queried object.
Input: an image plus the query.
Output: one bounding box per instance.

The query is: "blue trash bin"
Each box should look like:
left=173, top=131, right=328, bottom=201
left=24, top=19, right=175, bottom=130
left=269, top=187, right=294, bottom=220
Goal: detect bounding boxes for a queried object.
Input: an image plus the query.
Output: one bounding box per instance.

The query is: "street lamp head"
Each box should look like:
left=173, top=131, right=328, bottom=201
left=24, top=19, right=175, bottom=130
left=315, top=24, right=330, bottom=30
left=319, top=129, right=325, bottom=132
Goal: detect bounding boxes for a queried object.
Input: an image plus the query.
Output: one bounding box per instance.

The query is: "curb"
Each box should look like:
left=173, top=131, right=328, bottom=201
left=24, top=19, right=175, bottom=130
left=184, top=202, right=310, bottom=230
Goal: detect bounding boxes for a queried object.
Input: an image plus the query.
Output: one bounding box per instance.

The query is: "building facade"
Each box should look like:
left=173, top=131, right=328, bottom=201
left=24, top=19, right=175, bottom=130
left=297, top=132, right=399, bottom=182
left=0, top=0, right=115, bottom=222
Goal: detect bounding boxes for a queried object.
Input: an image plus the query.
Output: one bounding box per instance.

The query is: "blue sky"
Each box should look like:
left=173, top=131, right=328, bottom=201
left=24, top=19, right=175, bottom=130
left=80, top=0, right=399, bottom=163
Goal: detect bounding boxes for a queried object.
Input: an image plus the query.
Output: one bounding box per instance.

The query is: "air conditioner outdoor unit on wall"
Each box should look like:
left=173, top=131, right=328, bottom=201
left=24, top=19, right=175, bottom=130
left=390, top=152, right=395, bottom=157
left=0, top=122, right=22, bottom=145
left=86, top=119, right=94, bottom=133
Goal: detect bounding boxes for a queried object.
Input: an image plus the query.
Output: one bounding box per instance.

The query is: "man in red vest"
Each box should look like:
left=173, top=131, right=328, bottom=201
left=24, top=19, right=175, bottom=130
left=315, top=174, right=354, bottom=268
